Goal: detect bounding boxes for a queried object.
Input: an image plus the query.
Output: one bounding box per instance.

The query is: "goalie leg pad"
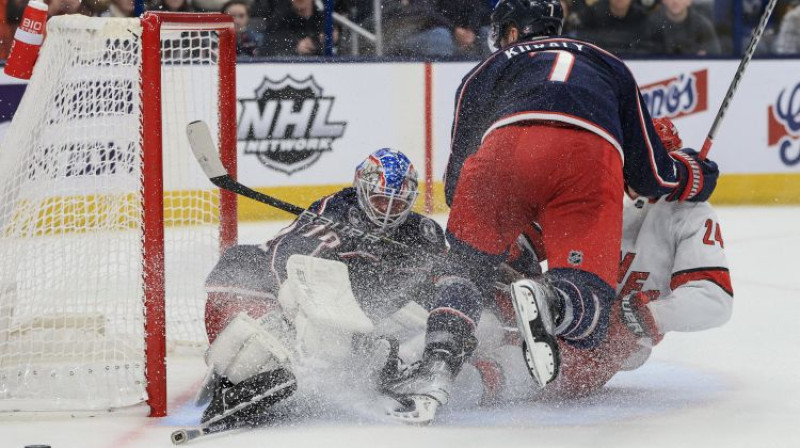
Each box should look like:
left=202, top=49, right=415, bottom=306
left=205, top=312, right=293, bottom=385
left=278, top=255, right=375, bottom=360
left=201, top=368, right=297, bottom=424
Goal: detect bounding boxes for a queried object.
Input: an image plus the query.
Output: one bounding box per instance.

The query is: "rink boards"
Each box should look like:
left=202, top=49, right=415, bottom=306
left=1, top=58, right=799, bottom=220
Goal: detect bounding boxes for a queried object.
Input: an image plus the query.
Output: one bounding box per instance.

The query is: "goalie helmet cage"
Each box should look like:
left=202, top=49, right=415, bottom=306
left=0, top=13, right=237, bottom=417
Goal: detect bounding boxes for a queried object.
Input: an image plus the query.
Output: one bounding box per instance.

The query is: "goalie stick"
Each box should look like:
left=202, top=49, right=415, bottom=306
left=699, top=0, right=777, bottom=160
left=171, top=407, right=279, bottom=445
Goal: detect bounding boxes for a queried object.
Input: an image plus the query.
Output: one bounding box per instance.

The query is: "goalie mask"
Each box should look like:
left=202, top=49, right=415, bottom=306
left=354, top=148, right=419, bottom=231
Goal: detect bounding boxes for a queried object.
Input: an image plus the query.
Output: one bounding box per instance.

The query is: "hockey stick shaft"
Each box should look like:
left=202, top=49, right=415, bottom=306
left=170, top=412, right=274, bottom=445
left=186, top=121, right=304, bottom=216
left=699, top=0, right=778, bottom=160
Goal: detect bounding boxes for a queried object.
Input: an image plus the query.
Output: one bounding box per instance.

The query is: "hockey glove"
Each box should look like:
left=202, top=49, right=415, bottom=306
left=667, top=149, right=719, bottom=202
left=652, top=117, right=683, bottom=151
left=619, top=291, right=661, bottom=342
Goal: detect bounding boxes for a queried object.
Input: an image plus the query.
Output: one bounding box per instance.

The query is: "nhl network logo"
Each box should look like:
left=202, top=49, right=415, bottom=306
left=238, top=75, right=347, bottom=174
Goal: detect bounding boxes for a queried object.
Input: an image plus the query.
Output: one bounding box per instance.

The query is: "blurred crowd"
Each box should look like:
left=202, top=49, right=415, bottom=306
left=1, top=0, right=800, bottom=59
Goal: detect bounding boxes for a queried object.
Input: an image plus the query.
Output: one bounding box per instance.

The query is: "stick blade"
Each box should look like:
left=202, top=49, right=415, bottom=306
left=186, top=120, right=228, bottom=179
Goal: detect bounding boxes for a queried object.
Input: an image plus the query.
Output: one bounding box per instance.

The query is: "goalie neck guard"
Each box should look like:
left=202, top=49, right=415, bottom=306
left=354, top=148, right=419, bottom=232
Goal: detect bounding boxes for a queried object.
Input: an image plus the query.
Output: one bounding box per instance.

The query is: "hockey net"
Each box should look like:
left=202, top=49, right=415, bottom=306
left=0, top=13, right=237, bottom=416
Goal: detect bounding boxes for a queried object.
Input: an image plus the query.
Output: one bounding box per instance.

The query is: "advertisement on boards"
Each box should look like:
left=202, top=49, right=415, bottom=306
left=234, top=63, right=426, bottom=188
left=767, top=81, right=800, bottom=167
left=1, top=59, right=799, bottom=197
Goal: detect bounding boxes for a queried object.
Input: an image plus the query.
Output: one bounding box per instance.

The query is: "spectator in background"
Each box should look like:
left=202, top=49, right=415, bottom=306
left=82, top=0, right=112, bottom=16
left=576, top=0, right=651, bottom=55
left=149, top=0, right=193, bottom=11
left=248, top=0, right=277, bottom=17
left=438, top=0, right=491, bottom=57
left=646, top=0, right=722, bottom=55
left=639, top=0, right=660, bottom=13
left=5, top=0, right=25, bottom=24
left=223, top=0, right=267, bottom=56
left=264, top=0, right=336, bottom=56
left=382, top=0, right=454, bottom=57
left=775, top=0, right=800, bottom=54
left=192, top=0, right=225, bottom=12
left=102, top=0, right=136, bottom=16
left=560, top=0, right=582, bottom=38
left=743, top=0, right=778, bottom=54
left=1, top=0, right=14, bottom=60
left=47, top=0, right=82, bottom=15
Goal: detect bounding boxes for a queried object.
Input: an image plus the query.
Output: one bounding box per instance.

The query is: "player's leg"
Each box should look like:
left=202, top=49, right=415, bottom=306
left=199, top=245, right=296, bottom=424
left=383, top=124, right=543, bottom=419
left=546, top=305, right=641, bottom=397
left=200, top=312, right=296, bottom=424
left=532, top=125, right=624, bottom=350
left=437, top=123, right=545, bottom=356
left=204, top=244, right=282, bottom=342
left=503, top=125, right=624, bottom=386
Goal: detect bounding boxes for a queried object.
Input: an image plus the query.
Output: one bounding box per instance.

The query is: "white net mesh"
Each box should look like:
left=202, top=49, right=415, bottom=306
left=0, top=15, right=228, bottom=411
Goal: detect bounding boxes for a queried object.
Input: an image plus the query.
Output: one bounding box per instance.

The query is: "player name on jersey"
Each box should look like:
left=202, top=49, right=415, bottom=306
left=502, top=40, right=586, bottom=58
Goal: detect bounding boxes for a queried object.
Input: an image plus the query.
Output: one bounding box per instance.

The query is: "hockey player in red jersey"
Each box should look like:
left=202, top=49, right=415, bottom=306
left=382, top=0, right=720, bottom=421
left=467, top=116, right=733, bottom=400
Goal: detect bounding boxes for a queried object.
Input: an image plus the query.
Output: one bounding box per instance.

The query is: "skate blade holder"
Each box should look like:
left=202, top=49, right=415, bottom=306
left=386, top=394, right=440, bottom=425
left=510, top=280, right=561, bottom=388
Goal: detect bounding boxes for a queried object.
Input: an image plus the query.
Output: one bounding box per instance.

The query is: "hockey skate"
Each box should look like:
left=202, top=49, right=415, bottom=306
left=510, top=278, right=562, bottom=388
left=381, top=356, right=453, bottom=425
left=381, top=328, right=475, bottom=425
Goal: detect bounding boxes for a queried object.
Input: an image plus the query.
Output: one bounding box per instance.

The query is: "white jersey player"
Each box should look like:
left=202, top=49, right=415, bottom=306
left=469, top=117, right=733, bottom=400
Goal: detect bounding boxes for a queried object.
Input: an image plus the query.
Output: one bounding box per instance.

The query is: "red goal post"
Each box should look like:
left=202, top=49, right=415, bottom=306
left=141, top=11, right=238, bottom=417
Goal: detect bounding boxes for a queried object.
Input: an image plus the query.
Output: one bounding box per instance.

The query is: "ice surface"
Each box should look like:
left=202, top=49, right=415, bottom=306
left=2, top=206, right=799, bottom=448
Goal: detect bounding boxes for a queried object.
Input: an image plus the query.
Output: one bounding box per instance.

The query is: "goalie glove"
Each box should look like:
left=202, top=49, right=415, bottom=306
left=619, top=292, right=662, bottom=343
left=667, top=148, right=719, bottom=202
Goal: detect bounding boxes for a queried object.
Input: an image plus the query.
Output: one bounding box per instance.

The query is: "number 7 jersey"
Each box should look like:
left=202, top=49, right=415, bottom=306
left=619, top=196, right=733, bottom=334
left=445, top=37, right=681, bottom=207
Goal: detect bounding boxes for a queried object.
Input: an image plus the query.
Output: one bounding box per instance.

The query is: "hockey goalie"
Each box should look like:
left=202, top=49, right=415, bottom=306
left=194, top=148, right=449, bottom=428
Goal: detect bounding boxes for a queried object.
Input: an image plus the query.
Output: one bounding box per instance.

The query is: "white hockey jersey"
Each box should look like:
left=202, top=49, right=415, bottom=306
left=455, top=196, right=735, bottom=402
left=619, top=195, right=733, bottom=334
